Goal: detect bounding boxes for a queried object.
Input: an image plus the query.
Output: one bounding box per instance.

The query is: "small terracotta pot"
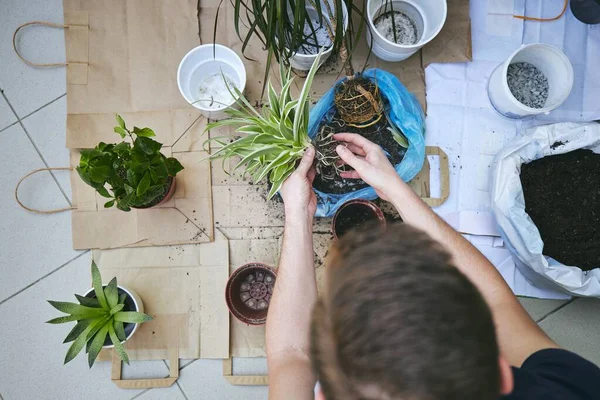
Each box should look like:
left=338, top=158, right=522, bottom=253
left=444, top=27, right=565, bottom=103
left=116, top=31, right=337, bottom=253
left=132, top=176, right=177, bottom=209
left=332, top=199, right=386, bottom=240
left=225, top=263, right=277, bottom=325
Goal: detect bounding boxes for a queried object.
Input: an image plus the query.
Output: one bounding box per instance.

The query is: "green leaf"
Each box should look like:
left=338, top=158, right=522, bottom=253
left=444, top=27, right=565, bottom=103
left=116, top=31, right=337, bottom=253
left=132, top=127, right=156, bottom=137
left=109, top=323, right=130, bottom=365
left=104, top=277, right=119, bottom=309
left=104, top=200, right=115, bottom=208
left=87, top=324, right=109, bottom=368
left=91, top=261, right=109, bottom=310
left=46, top=315, right=80, bottom=324
left=47, top=301, right=105, bottom=316
left=114, top=321, right=126, bottom=341
left=116, top=114, right=126, bottom=130
left=293, top=51, right=322, bottom=144
left=63, top=319, right=94, bottom=343
left=109, top=303, right=125, bottom=315
left=95, top=185, right=111, bottom=198
left=118, top=293, right=127, bottom=305
left=114, top=311, right=153, bottom=323
left=64, top=323, right=95, bottom=364
left=114, top=126, right=127, bottom=138
left=135, top=136, right=162, bottom=155
left=165, top=157, right=184, bottom=176
left=75, top=294, right=100, bottom=308
left=136, top=172, right=151, bottom=196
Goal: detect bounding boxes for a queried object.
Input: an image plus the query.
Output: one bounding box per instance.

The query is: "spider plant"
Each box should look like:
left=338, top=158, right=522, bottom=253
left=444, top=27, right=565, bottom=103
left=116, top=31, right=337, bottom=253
left=205, top=52, right=323, bottom=199
left=47, top=261, right=153, bottom=368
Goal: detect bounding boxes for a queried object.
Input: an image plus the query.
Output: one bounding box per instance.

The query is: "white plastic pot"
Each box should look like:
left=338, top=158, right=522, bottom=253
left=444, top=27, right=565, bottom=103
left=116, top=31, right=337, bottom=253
left=84, top=285, right=144, bottom=349
left=487, top=43, right=573, bottom=119
left=287, top=0, right=349, bottom=71
left=177, top=44, right=247, bottom=120
left=366, top=0, right=447, bottom=62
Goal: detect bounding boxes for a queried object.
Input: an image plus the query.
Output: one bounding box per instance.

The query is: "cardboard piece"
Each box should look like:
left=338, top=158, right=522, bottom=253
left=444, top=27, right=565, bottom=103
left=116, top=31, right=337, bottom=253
left=63, top=0, right=213, bottom=249
left=94, top=230, right=230, bottom=362
left=111, top=348, right=179, bottom=389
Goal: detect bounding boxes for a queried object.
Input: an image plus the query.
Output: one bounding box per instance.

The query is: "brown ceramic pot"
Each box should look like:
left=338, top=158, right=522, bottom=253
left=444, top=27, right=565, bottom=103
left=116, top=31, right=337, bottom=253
left=332, top=199, right=386, bottom=240
left=132, top=176, right=177, bottom=209
left=225, top=263, right=277, bottom=325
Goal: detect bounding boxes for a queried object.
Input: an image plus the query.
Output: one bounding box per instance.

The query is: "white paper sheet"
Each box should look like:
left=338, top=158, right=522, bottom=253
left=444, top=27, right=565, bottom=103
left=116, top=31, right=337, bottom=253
left=426, top=0, right=599, bottom=299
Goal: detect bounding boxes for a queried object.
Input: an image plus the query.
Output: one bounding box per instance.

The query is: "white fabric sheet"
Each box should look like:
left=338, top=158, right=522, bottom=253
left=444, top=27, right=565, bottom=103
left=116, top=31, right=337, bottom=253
left=425, top=0, right=599, bottom=299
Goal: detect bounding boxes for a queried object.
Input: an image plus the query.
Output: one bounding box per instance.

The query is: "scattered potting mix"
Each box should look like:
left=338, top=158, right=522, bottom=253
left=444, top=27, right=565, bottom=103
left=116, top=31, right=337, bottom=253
left=374, top=11, right=419, bottom=45
left=197, top=73, right=239, bottom=110
left=507, top=62, right=549, bottom=109
left=520, top=149, right=600, bottom=271
left=296, top=18, right=333, bottom=54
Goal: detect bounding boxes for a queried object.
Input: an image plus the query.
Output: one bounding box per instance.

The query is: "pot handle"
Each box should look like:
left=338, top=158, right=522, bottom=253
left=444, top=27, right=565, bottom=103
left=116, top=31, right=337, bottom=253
left=420, top=147, right=450, bottom=207
left=15, top=167, right=76, bottom=213
left=111, top=347, right=179, bottom=389
left=223, top=358, right=269, bottom=386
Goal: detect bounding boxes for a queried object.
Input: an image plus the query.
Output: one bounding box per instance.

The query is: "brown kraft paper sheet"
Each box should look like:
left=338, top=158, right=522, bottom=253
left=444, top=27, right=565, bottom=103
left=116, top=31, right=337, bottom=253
left=94, top=229, right=230, bottom=361
left=63, top=0, right=214, bottom=249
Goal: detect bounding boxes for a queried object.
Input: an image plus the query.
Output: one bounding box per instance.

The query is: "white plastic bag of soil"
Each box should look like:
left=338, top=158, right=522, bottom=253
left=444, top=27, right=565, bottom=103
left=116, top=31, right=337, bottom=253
left=491, top=122, right=600, bottom=297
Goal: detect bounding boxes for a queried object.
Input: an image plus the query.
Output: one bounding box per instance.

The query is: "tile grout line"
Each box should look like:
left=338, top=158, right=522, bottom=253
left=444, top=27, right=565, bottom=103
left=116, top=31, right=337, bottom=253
left=0, top=90, right=72, bottom=206
left=0, top=120, right=19, bottom=134
left=0, top=251, right=89, bottom=306
left=129, top=389, right=151, bottom=400
left=20, top=93, right=66, bottom=121
left=176, top=381, right=190, bottom=400
left=536, top=298, right=578, bottom=324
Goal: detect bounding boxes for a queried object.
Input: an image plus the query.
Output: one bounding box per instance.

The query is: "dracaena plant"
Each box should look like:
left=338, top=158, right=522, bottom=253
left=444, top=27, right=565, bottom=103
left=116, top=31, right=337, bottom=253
left=205, top=52, right=322, bottom=199
left=47, top=261, right=153, bottom=368
left=76, top=115, right=184, bottom=212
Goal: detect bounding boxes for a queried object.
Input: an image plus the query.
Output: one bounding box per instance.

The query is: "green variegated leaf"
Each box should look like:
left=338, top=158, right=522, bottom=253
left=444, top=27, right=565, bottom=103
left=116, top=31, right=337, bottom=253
left=47, top=301, right=105, bottom=316
left=63, top=319, right=94, bottom=343
left=114, top=321, right=126, bottom=341
left=64, top=323, right=95, bottom=364
left=46, top=315, right=81, bottom=324
left=104, top=278, right=119, bottom=309
left=109, top=304, right=125, bottom=315
left=113, top=311, right=153, bottom=323
left=118, top=293, right=127, bottom=305
left=87, top=324, right=109, bottom=368
left=91, top=261, right=109, bottom=310
left=109, top=323, right=130, bottom=365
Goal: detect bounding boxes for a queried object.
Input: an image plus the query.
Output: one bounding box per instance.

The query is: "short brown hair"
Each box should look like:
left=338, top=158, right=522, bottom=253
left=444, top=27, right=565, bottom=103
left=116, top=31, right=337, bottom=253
left=311, top=222, right=500, bottom=400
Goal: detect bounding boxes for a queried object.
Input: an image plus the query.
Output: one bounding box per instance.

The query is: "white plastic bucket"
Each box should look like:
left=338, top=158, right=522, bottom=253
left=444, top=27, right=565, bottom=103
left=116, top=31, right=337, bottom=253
left=288, top=0, right=349, bottom=71
left=177, top=44, right=247, bottom=120
left=366, top=0, right=447, bottom=62
left=487, top=43, right=573, bottom=119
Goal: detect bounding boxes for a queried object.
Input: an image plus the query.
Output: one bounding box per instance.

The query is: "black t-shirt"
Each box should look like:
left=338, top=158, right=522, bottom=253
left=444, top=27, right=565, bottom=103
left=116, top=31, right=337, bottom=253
left=503, top=348, right=600, bottom=399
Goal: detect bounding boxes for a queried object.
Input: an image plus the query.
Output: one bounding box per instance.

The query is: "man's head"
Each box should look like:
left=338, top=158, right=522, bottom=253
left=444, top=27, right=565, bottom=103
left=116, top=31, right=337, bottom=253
left=311, top=222, right=506, bottom=400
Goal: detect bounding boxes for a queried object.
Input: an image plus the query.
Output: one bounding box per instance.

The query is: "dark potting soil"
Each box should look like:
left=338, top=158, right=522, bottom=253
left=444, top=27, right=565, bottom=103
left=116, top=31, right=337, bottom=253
left=334, top=204, right=381, bottom=238
left=86, top=287, right=136, bottom=346
left=312, top=109, right=407, bottom=194
left=239, top=269, right=275, bottom=311
left=520, top=149, right=600, bottom=271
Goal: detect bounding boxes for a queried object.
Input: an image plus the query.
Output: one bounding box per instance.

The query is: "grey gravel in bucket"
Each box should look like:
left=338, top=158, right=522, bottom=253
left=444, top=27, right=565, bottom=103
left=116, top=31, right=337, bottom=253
left=374, top=11, right=418, bottom=45
left=507, top=62, right=549, bottom=109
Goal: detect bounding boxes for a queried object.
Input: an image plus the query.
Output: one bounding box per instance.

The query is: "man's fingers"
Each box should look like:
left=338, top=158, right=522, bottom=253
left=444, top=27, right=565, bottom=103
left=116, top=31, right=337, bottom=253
left=296, top=146, right=315, bottom=176
left=336, top=145, right=366, bottom=171
left=340, top=170, right=361, bottom=179
left=343, top=143, right=367, bottom=156
left=307, top=166, right=316, bottom=183
left=333, top=133, right=378, bottom=152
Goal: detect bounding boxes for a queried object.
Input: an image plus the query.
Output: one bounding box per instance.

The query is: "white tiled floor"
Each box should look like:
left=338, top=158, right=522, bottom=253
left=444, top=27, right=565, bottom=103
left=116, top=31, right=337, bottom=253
left=1, top=1, right=600, bottom=400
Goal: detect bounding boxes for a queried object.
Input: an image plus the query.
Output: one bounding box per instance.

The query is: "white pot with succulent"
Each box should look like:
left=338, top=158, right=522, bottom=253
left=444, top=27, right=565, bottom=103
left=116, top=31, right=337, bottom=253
left=47, top=261, right=153, bottom=367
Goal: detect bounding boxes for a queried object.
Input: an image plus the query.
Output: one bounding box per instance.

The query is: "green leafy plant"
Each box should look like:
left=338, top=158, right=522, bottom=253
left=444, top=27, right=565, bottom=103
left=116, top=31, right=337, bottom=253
left=205, top=53, right=323, bottom=199
left=47, top=261, right=153, bottom=368
left=76, top=115, right=184, bottom=211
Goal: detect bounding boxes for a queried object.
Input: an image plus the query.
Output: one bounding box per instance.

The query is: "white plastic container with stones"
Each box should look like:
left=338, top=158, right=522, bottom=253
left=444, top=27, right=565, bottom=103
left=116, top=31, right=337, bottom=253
left=366, top=0, right=447, bottom=62
left=487, top=43, right=574, bottom=119
left=177, top=44, right=247, bottom=120
left=286, top=0, right=349, bottom=71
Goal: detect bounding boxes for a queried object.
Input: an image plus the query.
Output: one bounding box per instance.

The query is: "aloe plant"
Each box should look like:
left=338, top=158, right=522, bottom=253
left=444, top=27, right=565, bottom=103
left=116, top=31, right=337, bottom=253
left=47, top=261, right=153, bottom=368
left=205, top=52, right=323, bottom=199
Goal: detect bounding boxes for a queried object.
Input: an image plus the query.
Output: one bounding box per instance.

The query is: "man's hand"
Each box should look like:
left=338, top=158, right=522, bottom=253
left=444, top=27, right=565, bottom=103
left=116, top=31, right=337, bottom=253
left=334, top=133, right=406, bottom=202
left=279, top=146, right=317, bottom=219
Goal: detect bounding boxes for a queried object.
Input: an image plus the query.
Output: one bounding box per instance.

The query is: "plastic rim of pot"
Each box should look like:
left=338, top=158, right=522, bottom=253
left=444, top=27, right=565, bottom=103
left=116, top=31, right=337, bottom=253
left=366, top=0, right=447, bottom=62
left=177, top=44, right=247, bottom=120
left=131, top=176, right=177, bottom=210
left=225, top=263, right=276, bottom=326
left=332, top=199, right=386, bottom=240
left=487, top=43, right=573, bottom=119
left=287, top=0, right=349, bottom=71
left=83, top=285, right=144, bottom=349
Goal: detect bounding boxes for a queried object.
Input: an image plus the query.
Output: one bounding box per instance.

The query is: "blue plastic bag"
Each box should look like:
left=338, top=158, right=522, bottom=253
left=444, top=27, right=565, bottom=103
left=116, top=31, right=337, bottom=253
left=308, top=68, right=426, bottom=217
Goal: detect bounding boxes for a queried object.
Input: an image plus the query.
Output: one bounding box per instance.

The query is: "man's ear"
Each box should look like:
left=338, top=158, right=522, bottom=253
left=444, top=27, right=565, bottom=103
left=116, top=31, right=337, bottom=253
left=499, top=356, right=514, bottom=395
left=316, top=385, right=326, bottom=400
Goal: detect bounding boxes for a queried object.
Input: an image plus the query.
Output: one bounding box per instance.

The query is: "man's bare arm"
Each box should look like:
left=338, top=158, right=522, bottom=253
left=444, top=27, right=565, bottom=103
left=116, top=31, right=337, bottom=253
left=266, top=148, right=318, bottom=400
left=334, top=133, right=558, bottom=367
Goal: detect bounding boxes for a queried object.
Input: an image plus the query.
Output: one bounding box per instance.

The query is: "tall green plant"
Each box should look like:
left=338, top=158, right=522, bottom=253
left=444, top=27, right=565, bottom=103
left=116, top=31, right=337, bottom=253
left=47, top=262, right=153, bottom=368
left=205, top=53, right=323, bottom=199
